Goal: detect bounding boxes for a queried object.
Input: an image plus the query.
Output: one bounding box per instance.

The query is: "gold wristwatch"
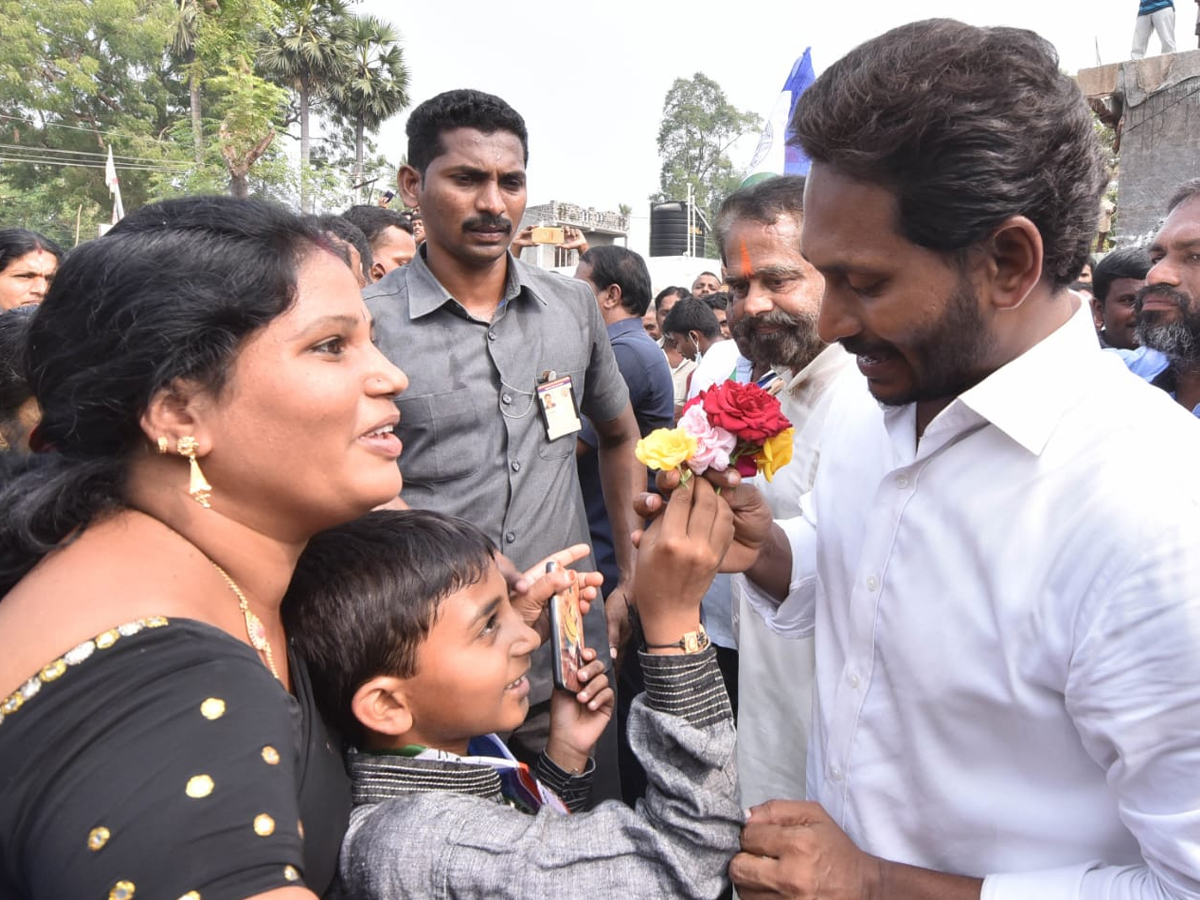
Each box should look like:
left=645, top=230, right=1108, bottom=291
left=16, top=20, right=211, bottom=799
left=643, top=623, right=710, bottom=653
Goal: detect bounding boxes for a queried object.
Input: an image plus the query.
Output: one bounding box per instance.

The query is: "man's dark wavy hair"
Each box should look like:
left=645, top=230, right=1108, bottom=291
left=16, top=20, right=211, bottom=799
left=406, top=89, right=528, bottom=176
left=789, top=19, right=1107, bottom=289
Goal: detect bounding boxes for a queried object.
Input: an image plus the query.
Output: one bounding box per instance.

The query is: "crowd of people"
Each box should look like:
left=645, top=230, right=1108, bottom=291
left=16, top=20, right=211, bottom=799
left=2, top=15, right=1200, bottom=900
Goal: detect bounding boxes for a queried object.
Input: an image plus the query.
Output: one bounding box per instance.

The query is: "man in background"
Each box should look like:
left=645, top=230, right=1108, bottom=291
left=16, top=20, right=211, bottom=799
left=343, top=204, right=417, bottom=279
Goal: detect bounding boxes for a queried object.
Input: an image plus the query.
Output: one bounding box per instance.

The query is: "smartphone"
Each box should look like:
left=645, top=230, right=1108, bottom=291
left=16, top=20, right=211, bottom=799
left=381, top=190, right=395, bottom=204
left=547, top=561, right=585, bottom=692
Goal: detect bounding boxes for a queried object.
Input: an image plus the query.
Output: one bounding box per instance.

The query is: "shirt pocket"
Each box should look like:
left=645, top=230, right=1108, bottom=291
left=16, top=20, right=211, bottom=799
left=396, top=389, right=484, bottom=483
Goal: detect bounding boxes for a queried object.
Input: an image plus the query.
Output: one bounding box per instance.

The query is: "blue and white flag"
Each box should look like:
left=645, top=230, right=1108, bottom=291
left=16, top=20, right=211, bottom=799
left=743, top=49, right=815, bottom=185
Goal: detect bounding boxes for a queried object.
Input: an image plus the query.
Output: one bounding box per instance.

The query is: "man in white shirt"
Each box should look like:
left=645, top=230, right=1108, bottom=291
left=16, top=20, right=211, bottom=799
left=662, top=297, right=744, bottom=400
left=720, top=19, right=1200, bottom=900
left=713, top=175, right=859, bottom=810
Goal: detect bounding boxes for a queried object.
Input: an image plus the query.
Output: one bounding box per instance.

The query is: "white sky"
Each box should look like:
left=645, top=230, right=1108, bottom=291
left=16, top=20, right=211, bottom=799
left=358, top=0, right=1194, bottom=214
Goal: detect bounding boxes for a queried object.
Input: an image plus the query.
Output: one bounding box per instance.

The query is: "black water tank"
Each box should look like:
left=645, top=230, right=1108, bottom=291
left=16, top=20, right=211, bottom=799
left=649, top=201, right=707, bottom=257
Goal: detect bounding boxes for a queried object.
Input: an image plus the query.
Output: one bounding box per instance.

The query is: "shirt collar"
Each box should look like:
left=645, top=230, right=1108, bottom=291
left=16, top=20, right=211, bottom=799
left=608, top=316, right=649, bottom=339
left=348, top=747, right=504, bottom=805
left=950, top=298, right=1100, bottom=456
left=405, top=246, right=547, bottom=320
left=782, top=343, right=853, bottom=397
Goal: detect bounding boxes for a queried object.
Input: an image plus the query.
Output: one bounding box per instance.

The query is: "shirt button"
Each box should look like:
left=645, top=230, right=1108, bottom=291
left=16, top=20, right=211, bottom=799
left=488, top=330, right=497, bottom=342
left=502, top=393, right=512, bottom=404
left=865, top=575, right=879, bottom=591
left=848, top=671, right=861, bottom=689
left=510, top=461, right=521, bottom=473
left=895, top=474, right=910, bottom=489
left=505, top=532, right=516, bottom=544
left=830, top=764, right=843, bottom=781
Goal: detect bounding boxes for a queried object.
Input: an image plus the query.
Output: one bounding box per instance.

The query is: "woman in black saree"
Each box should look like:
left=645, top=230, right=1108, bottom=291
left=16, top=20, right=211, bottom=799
left=0, top=196, right=409, bottom=900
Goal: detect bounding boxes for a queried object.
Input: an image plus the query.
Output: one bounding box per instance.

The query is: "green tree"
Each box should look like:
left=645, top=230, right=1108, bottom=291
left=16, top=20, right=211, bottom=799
left=0, top=0, right=188, bottom=238
left=328, top=14, right=409, bottom=196
left=258, top=0, right=353, bottom=212
left=652, top=73, right=761, bottom=221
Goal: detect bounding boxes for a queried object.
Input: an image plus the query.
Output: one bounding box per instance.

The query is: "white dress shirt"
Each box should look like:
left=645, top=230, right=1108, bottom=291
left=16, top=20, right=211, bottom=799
left=747, top=303, right=1200, bottom=898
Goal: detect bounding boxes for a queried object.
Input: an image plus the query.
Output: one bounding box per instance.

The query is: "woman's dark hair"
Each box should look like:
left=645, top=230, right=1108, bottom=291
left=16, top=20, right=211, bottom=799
left=406, top=89, right=528, bottom=177
left=0, top=306, right=35, bottom=425
left=0, top=228, right=63, bottom=273
left=0, top=196, right=328, bottom=594
left=283, top=509, right=497, bottom=742
left=790, top=19, right=1107, bottom=289
left=662, top=297, right=722, bottom=340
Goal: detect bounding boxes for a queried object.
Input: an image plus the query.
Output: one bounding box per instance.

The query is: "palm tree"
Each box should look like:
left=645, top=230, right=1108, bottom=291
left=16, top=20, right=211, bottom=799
left=169, top=0, right=204, bottom=164
left=329, top=15, right=409, bottom=193
left=258, top=0, right=352, bottom=211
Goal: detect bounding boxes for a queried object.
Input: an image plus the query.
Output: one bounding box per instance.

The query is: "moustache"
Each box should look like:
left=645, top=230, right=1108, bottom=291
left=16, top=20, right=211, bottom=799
left=840, top=336, right=897, bottom=358
left=732, top=309, right=803, bottom=339
left=1135, top=284, right=1189, bottom=313
left=463, top=215, right=512, bottom=234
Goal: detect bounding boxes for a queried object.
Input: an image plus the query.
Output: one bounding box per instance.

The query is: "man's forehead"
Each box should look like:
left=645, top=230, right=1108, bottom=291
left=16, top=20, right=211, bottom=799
left=721, top=216, right=805, bottom=274
left=435, top=127, right=525, bottom=169
left=1156, top=196, right=1200, bottom=244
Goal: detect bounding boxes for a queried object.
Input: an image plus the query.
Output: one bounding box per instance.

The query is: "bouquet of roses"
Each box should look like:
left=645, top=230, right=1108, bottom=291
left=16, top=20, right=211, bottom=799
left=635, top=380, right=794, bottom=482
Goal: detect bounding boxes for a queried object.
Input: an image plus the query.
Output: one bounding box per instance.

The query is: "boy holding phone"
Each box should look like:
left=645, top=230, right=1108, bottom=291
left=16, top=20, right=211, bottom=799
left=284, top=482, right=740, bottom=899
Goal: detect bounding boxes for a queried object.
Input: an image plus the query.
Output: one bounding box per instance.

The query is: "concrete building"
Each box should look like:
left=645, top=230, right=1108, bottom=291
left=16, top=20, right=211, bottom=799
left=1079, top=50, right=1200, bottom=246
left=516, top=200, right=630, bottom=269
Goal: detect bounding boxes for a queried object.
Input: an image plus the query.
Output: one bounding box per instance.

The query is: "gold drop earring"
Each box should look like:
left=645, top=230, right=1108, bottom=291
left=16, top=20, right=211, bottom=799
left=176, top=436, right=213, bottom=508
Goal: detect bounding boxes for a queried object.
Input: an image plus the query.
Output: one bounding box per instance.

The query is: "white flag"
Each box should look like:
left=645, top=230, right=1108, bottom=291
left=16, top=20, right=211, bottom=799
left=105, top=145, right=125, bottom=224
left=743, top=49, right=816, bottom=187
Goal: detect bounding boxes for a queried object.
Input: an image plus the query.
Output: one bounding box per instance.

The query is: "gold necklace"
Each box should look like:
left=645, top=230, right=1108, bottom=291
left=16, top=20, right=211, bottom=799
left=211, top=562, right=281, bottom=682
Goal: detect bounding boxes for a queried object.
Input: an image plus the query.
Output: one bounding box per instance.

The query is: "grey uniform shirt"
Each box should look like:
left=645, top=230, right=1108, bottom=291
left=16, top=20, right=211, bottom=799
left=365, top=249, right=630, bottom=703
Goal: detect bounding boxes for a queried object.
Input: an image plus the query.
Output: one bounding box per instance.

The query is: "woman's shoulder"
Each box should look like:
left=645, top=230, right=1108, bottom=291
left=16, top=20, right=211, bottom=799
left=0, top=617, right=312, bottom=900
left=1, top=616, right=286, bottom=727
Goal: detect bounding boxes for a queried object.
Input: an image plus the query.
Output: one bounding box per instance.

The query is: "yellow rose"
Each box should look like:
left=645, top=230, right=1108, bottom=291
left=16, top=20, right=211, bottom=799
left=756, top=427, right=794, bottom=482
left=635, top=427, right=698, bottom=472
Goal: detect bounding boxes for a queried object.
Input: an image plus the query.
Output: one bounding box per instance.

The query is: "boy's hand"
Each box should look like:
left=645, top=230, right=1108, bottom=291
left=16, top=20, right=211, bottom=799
left=632, top=476, right=734, bottom=646
left=499, top=546, right=604, bottom=641
left=546, top=648, right=614, bottom=775
left=633, top=468, right=772, bottom=574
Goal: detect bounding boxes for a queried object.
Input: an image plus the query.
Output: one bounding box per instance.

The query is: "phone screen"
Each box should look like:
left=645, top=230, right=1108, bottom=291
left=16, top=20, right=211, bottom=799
left=547, top=562, right=585, bottom=692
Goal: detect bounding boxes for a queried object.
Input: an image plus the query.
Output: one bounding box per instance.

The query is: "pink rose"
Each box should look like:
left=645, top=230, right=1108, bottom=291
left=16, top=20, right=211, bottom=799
left=678, top=405, right=737, bottom=474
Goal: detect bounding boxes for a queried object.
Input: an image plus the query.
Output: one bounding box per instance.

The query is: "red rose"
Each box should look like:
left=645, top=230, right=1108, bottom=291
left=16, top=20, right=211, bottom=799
left=697, top=381, right=792, bottom=442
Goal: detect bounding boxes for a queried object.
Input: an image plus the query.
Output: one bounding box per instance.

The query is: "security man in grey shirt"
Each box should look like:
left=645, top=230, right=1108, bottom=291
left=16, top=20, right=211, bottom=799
left=364, top=89, right=644, bottom=801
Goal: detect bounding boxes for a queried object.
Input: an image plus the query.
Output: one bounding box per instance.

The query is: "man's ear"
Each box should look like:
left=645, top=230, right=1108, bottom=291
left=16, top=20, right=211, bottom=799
left=981, top=216, right=1043, bottom=311
left=600, top=284, right=623, bottom=312
left=138, top=380, right=212, bottom=455
left=398, top=165, right=422, bottom=210
left=351, top=675, right=415, bottom=737
left=370, top=260, right=388, bottom=282
left=1090, top=294, right=1106, bottom=329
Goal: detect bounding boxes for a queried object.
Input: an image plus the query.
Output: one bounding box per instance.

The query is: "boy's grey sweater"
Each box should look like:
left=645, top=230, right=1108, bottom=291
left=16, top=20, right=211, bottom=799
left=332, top=647, right=741, bottom=900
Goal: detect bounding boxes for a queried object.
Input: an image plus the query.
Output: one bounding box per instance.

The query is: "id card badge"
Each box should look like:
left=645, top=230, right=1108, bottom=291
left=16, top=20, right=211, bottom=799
left=536, top=373, right=582, bottom=441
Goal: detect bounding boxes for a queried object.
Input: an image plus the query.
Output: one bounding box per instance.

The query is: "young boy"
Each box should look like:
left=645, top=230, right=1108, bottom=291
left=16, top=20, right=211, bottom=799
left=285, top=482, right=741, bottom=899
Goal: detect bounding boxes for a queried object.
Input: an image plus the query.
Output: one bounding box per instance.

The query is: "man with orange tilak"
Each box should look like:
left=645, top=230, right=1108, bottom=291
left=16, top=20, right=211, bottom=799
left=712, top=174, right=859, bottom=815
